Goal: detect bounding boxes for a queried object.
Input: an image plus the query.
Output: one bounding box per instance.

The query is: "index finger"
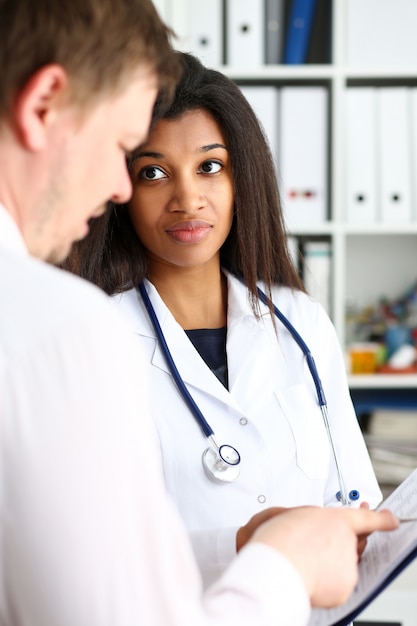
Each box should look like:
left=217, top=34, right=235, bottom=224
left=345, top=508, right=399, bottom=535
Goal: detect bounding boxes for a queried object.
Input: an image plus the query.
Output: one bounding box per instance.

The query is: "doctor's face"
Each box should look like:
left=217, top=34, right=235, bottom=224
left=128, top=108, right=234, bottom=272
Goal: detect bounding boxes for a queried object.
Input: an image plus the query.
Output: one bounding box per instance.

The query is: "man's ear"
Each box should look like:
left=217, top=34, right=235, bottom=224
left=13, top=64, right=69, bottom=151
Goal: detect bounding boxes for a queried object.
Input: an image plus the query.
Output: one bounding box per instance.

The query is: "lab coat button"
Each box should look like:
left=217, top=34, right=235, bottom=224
left=258, top=495, right=266, bottom=504
left=239, top=417, right=248, bottom=426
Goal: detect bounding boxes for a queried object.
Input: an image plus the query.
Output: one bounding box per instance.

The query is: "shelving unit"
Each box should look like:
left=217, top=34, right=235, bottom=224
left=156, top=0, right=417, bottom=395
left=224, top=2, right=417, bottom=395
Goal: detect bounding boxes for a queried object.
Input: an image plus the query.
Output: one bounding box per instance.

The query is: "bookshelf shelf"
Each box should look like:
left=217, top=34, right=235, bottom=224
left=343, top=224, right=417, bottom=235
left=349, top=375, right=417, bottom=389
left=223, top=65, right=335, bottom=81
left=344, top=68, right=417, bottom=80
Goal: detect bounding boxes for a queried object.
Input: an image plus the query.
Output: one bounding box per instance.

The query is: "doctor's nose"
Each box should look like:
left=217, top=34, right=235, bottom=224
left=168, top=177, right=206, bottom=213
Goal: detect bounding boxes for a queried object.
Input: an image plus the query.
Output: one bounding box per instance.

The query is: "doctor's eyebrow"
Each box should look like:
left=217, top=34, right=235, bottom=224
left=134, top=150, right=164, bottom=159
left=139, top=144, right=227, bottom=155
left=200, top=143, right=228, bottom=153
left=132, top=144, right=228, bottom=161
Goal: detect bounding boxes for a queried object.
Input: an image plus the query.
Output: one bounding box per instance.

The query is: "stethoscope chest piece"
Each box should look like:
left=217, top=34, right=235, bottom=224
left=202, top=444, right=241, bottom=483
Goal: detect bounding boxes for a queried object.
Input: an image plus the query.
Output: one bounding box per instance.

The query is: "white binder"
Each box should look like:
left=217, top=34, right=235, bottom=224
left=151, top=0, right=170, bottom=22
left=238, top=85, right=279, bottom=169
left=302, top=240, right=332, bottom=315
left=169, top=0, right=189, bottom=51
left=410, top=88, right=417, bottom=221
left=346, top=88, right=377, bottom=223
left=226, top=0, right=265, bottom=67
left=265, top=0, right=285, bottom=64
left=347, top=0, right=417, bottom=68
left=189, top=0, right=223, bottom=67
left=377, top=88, right=412, bottom=223
left=279, top=86, right=328, bottom=227
left=287, top=235, right=300, bottom=273
left=170, top=0, right=223, bottom=67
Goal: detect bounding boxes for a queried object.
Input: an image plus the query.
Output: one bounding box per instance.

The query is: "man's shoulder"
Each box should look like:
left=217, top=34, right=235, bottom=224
left=13, top=250, right=106, bottom=306
left=0, top=248, right=115, bottom=352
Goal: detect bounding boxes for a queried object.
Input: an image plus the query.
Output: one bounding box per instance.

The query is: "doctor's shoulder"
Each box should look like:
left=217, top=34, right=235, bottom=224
left=268, top=284, right=330, bottom=329
left=264, top=285, right=335, bottom=338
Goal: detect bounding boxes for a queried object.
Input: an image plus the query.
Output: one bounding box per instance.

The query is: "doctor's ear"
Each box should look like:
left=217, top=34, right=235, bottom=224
left=13, top=64, right=69, bottom=152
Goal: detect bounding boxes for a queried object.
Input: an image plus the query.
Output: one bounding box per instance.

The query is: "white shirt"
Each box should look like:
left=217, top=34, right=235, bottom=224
left=113, top=275, right=382, bottom=588
left=0, top=204, right=311, bottom=626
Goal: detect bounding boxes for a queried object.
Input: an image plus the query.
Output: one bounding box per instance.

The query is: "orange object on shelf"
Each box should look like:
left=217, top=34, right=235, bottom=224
left=349, top=343, right=380, bottom=374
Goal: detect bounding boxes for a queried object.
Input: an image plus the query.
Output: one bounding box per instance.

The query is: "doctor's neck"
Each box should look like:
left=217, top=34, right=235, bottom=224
left=148, top=264, right=227, bottom=330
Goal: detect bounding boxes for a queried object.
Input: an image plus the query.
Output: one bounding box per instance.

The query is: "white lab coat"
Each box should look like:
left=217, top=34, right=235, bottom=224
left=113, top=271, right=382, bottom=588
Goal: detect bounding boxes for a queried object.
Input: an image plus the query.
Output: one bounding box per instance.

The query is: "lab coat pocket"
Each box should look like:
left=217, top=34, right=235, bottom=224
left=275, top=385, right=330, bottom=479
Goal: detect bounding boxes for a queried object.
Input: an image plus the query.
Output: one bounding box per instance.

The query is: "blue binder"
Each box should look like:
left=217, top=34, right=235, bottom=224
left=283, top=0, right=319, bottom=64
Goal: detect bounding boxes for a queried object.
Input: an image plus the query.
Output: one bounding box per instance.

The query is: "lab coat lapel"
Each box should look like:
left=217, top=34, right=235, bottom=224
left=134, top=278, right=278, bottom=415
left=142, top=281, right=242, bottom=412
left=225, top=274, right=278, bottom=412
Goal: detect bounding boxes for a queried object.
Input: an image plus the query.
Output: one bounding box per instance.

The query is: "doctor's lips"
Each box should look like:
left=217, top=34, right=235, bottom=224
left=166, top=220, right=212, bottom=244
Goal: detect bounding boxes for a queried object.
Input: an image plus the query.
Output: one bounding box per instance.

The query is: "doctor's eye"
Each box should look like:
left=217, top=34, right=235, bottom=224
left=199, top=160, right=222, bottom=174
left=138, top=165, right=166, bottom=181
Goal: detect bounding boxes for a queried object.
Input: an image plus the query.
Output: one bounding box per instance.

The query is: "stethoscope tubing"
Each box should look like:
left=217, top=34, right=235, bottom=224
left=256, top=285, right=349, bottom=505
left=139, top=282, right=214, bottom=439
left=139, top=278, right=353, bottom=505
left=256, top=286, right=327, bottom=406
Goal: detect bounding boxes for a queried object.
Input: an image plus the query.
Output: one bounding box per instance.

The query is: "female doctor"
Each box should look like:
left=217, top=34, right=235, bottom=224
left=65, top=52, right=382, bottom=589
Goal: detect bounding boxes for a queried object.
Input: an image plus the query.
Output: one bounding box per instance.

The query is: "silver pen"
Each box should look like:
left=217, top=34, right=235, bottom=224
left=398, top=517, right=417, bottom=523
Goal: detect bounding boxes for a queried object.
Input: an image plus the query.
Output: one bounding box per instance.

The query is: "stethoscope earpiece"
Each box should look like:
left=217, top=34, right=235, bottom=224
left=337, top=490, right=360, bottom=503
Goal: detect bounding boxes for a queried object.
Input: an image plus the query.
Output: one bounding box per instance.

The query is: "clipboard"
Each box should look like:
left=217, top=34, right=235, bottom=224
left=308, top=468, right=417, bottom=626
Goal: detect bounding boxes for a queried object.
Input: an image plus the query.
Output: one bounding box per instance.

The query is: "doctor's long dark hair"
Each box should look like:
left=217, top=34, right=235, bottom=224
left=64, top=52, right=304, bottom=313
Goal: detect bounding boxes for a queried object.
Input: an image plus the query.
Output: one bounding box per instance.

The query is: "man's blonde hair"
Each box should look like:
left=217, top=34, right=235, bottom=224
left=0, top=0, right=180, bottom=116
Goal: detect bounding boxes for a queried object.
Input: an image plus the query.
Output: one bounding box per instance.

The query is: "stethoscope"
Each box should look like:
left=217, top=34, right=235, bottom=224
left=138, top=280, right=359, bottom=506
